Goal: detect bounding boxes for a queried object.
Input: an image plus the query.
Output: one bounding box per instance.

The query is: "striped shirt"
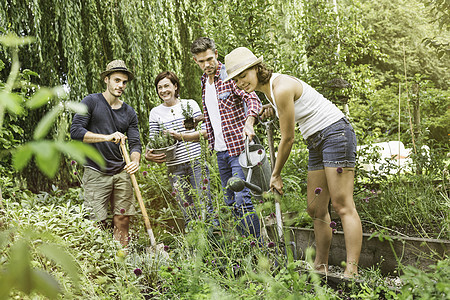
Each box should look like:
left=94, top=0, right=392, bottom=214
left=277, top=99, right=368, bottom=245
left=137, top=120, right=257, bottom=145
left=148, top=99, right=204, bottom=167
left=201, top=62, right=262, bottom=157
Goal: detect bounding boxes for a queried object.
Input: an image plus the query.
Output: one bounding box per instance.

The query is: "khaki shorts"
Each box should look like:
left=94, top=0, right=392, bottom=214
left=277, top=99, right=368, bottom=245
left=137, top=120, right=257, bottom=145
left=82, top=167, right=136, bottom=221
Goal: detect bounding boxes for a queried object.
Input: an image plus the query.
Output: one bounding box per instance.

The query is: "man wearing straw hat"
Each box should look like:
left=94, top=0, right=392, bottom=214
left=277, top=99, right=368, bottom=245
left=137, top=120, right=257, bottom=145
left=190, top=37, right=262, bottom=239
left=70, top=59, right=142, bottom=247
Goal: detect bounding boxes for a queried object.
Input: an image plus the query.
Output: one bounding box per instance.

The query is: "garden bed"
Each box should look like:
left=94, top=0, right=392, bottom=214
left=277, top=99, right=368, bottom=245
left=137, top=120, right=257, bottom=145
left=267, top=225, right=449, bottom=275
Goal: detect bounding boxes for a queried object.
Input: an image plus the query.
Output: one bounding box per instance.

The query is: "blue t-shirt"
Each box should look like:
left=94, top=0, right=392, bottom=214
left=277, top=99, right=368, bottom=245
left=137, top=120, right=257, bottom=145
left=70, top=93, right=142, bottom=175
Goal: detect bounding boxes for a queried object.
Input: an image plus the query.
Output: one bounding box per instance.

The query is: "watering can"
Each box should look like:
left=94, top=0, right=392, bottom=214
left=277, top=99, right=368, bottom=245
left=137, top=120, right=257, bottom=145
left=234, top=136, right=272, bottom=196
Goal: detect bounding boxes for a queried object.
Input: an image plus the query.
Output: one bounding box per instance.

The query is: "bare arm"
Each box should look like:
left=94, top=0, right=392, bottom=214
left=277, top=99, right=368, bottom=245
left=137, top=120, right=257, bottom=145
left=243, top=115, right=257, bottom=141
left=82, top=131, right=127, bottom=144
left=270, top=78, right=299, bottom=193
left=169, top=129, right=208, bottom=142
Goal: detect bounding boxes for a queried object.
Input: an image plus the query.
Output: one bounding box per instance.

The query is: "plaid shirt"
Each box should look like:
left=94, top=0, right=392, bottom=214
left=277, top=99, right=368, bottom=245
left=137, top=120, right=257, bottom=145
left=201, top=62, right=262, bottom=157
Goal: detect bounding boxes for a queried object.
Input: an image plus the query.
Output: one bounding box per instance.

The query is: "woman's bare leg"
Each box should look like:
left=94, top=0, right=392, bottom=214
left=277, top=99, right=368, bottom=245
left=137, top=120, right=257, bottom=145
left=325, top=167, right=362, bottom=277
left=307, top=169, right=332, bottom=273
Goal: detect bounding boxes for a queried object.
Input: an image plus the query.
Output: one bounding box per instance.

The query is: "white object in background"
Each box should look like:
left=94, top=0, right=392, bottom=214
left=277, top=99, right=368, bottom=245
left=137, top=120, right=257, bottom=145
left=357, top=141, right=419, bottom=174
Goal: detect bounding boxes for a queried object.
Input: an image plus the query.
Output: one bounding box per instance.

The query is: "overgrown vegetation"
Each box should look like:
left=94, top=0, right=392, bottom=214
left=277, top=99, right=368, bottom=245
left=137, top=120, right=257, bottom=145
left=1, top=171, right=449, bottom=299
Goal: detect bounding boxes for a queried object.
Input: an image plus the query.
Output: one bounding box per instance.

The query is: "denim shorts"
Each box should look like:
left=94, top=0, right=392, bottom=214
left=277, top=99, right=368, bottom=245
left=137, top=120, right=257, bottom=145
left=306, top=118, right=357, bottom=171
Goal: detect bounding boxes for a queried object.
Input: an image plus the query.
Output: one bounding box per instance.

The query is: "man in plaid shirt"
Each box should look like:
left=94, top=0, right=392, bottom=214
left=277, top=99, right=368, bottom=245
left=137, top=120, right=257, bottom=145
left=191, top=37, right=262, bottom=239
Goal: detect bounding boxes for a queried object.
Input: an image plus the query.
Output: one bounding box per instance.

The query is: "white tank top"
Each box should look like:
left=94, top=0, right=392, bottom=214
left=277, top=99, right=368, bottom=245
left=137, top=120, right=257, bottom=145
left=269, top=73, right=344, bottom=139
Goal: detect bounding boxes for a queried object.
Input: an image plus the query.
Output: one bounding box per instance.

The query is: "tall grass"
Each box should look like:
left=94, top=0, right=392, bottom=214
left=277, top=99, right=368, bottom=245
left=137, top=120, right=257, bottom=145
left=1, top=135, right=448, bottom=298
left=1, top=181, right=449, bottom=299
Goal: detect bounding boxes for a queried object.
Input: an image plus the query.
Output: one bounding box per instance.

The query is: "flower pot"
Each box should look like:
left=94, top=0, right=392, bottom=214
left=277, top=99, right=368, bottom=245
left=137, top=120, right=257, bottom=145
left=152, top=144, right=177, bottom=161
left=184, top=118, right=195, bottom=130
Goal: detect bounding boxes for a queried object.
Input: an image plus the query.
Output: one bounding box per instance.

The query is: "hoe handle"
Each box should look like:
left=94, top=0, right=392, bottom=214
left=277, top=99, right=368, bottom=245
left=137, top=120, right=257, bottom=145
left=120, top=141, right=157, bottom=247
left=274, top=189, right=284, bottom=243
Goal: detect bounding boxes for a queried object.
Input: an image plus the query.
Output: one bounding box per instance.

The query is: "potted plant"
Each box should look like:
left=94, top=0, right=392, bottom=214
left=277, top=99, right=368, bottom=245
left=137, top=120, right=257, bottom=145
left=146, top=129, right=177, bottom=161
left=181, top=102, right=195, bottom=130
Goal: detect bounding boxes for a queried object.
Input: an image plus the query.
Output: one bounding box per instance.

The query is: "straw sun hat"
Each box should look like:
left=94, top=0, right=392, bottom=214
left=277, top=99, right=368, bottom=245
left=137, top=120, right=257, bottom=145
left=224, top=47, right=263, bottom=82
left=100, top=59, right=134, bottom=81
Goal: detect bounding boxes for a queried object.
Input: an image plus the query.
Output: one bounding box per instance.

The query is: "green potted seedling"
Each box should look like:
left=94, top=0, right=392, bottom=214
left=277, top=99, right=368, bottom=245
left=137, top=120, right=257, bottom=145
left=146, top=129, right=177, bottom=161
left=181, top=102, right=195, bottom=130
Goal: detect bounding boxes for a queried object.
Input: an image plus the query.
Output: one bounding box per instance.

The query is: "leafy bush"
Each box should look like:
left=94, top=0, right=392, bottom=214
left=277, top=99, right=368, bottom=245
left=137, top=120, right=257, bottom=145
left=353, top=141, right=449, bottom=239
left=0, top=192, right=165, bottom=299
left=1, top=172, right=449, bottom=299
left=0, top=33, right=103, bottom=180
left=400, top=258, right=450, bottom=299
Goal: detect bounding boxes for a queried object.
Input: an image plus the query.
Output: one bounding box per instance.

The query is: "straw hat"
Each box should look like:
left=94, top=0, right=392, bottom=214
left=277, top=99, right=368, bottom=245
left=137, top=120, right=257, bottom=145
left=224, top=47, right=263, bottom=82
left=100, top=60, right=134, bottom=81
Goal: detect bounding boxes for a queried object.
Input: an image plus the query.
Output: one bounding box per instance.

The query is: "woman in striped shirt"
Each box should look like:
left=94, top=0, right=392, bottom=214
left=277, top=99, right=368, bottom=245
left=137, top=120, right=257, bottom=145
left=145, top=71, right=215, bottom=228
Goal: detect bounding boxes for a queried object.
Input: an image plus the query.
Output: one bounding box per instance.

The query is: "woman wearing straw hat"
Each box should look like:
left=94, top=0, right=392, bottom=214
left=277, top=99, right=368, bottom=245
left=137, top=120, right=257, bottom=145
left=224, top=47, right=362, bottom=278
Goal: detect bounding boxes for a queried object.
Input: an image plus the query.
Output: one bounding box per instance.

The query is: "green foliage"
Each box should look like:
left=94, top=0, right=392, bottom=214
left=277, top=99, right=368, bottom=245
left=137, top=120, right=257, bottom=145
left=351, top=80, right=450, bottom=147
left=300, top=0, right=383, bottom=108
left=0, top=193, right=151, bottom=298
left=0, top=0, right=311, bottom=148
left=181, top=101, right=193, bottom=120
left=0, top=152, right=449, bottom=299
left=423, top=0, right=450, bottom=58
left=416, top=86, right=450, bottom=145
left=0, top=2, right=449, bottom=298
left=0, top=114, right=24, bottom=151
left=400, top=258, right=450, bottom=299
left=0, top=227, right=80, bottom=299
left=13, top=140, right=103, bottom=178
left=1, top=0, right=448, bottom=191
left=138, top=162, right=180, bottom=234
left=359, top=0, right=449, bottom=88
left=147, top=218, right=335, bottom=299
left=347, top=0, right=449, bottom=147
left=0, top=33, right=104, bottom=183
left=354, top=149, right=449, bottom=239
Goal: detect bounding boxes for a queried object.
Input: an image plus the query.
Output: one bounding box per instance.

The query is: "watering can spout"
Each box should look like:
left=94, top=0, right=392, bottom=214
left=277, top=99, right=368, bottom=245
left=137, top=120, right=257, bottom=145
left=227, top=176, right=263, bottom=195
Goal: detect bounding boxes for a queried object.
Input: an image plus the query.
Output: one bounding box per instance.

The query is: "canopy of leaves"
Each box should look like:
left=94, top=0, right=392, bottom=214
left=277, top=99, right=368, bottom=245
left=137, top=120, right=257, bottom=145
left=358, top=0, right=449, bottom=88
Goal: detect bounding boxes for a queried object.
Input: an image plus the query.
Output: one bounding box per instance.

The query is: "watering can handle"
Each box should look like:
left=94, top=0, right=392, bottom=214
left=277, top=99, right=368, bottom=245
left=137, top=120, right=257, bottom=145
left=245, top=136, right=251, bottom=165
left=244, top=135, right=261, bottom=166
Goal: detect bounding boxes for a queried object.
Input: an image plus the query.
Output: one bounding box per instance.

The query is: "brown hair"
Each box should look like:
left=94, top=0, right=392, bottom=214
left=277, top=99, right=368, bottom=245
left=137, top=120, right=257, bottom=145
left=154, top=71, right=180, bottom=98
left=191, top=37, right=216, bottom=55
left=254, top=63, right=273, bottom=85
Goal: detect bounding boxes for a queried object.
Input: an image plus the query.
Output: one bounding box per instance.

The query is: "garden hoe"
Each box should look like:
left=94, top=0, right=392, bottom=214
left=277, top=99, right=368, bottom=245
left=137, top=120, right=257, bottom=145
left=120, top=140, right=169, bottom=259
left=261, top=118, right=297, bottom=263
